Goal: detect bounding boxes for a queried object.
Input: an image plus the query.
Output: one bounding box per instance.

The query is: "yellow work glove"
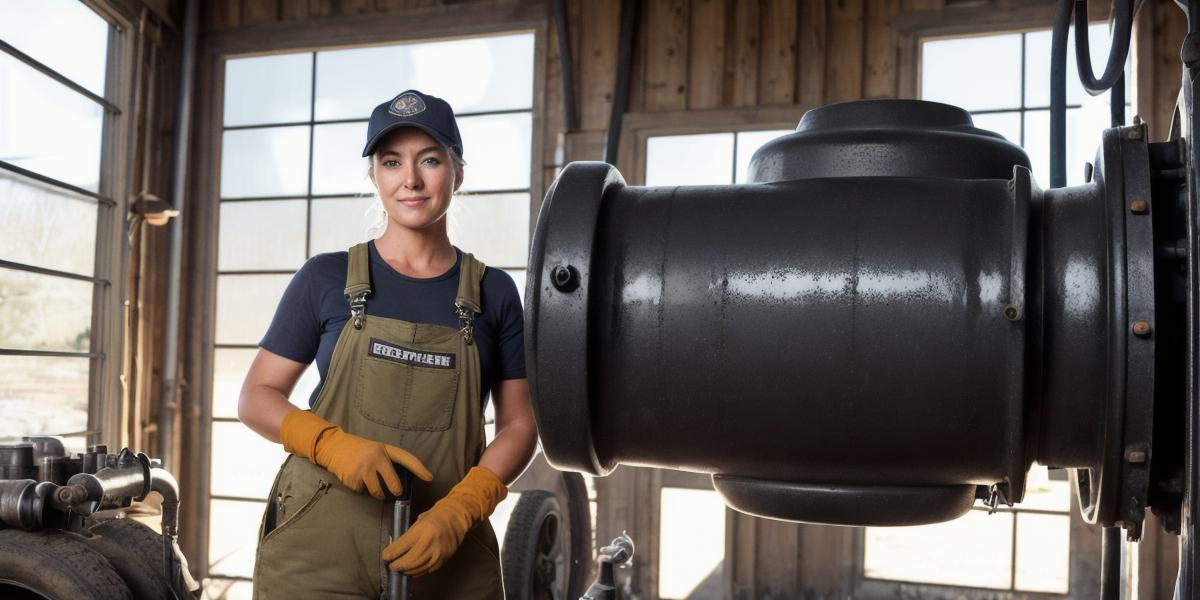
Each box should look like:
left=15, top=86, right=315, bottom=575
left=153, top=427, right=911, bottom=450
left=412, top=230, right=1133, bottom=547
left=382, top=466, right=507, bottom=577
left=279, top=410, right=433, bottom=500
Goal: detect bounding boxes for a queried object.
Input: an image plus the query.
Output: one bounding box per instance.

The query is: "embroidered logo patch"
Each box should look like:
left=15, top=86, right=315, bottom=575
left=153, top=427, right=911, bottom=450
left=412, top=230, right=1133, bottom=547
left=369, top=338, right=455, bottom=369
left=388, top=93, right=427, bottom=117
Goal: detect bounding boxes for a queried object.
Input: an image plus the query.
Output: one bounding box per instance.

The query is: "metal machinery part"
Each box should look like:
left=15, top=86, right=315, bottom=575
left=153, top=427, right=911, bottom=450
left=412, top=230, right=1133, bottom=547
left=580, top=534, right=634, bottom=600
left=529, top=98, right=1181, bottom=534
left=0, top=442, right=191, bottom=599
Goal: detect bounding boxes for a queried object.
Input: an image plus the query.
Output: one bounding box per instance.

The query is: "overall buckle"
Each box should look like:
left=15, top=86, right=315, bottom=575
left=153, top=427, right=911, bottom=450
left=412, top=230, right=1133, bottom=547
left=455, top=305, right=475, bottom=345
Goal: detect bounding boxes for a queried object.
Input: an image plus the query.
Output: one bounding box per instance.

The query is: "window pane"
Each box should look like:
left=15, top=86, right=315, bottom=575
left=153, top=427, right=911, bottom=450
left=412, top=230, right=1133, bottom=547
left=0, top=53, right=105, bottom=192
left=448, top=193, right=530, bottom=268
left=457, top=113, right=532, bottom=192
left=309, top=196, right=379, bottom=256
left=0, top=355, right=88, bottom=440
left=314, top=33, right=534, bottom=121
left=1019, top=464, right=1071, bottom=512
left=735, top=129, right=793, bottom=184
left=490, top=492, right=522, bottom=551
left=208, top=499, right=265, bottom=578
left=215, top=274, right=291, bottom=345
left=0, top=170, right=97, bottom=276
left=210, top=421, right=287, bottom=499
left=504, top=268, right=527, bottom=305
left=1025, top=108, right=1097, bottom=187
left=0, top=0, right=109, bottom=96
left=218, top=200, right=307, bottom=271
left=223, top=53, right=313, bottom=127
left=646, top=133, right=735, bottom=186
left=922, top=33, right=1022, bottom=111
left=201, top=579, right=253, bottom=600
left=220, top=126, right=310, bottom=198
left=971, top=111, right=1022, bottom=146
left=864, top=510, right=1013, bottom=589
left=0, top=269, right=92, bottom=352
left=1025, top=24, right=1132, bottom=108
left=311, top=123, right=373, bottom=196
left=213, top=349, right=315, bottom=419
left=1015, top=513, right=1071, bottom=593
left=658, top=488, right=725, bottom=599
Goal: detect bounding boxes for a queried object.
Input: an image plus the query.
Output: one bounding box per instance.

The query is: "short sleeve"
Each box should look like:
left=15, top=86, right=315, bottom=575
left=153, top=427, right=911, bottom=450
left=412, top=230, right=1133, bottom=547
left=491, top=271, right=526, bottom=381
left=259, top=260, right=323, bottom=364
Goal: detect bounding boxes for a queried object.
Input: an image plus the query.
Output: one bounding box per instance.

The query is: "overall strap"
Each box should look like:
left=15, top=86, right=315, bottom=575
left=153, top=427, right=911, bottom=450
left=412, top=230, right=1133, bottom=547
left=344, top=243, right=373, bottom=329
left=454, top=252, right=486, bottom=345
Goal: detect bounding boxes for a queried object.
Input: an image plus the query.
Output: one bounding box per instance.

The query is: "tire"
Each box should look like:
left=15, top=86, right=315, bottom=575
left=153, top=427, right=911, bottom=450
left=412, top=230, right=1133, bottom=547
left=559, top=472, right=592, bottom=597
left=80, top=519, right=175, bottom=600
left=503, top=490, right=563, bottom=600
left=0, top=528, right=132, bottom=600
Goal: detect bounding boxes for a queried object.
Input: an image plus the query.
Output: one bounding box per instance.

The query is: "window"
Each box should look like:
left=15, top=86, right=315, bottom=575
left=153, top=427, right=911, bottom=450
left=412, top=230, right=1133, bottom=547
left=645, top=129, right=794, bottom=187
left=0, top=0, right=121, bottom=451
left=921, top=24, right=1132, bottom=187
left=206, top=32, right=535, bottom=593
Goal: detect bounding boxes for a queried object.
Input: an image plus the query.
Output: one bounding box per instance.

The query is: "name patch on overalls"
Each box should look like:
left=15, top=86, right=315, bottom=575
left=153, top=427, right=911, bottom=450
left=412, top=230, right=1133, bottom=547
left=368, top=338, right=456, bottom=369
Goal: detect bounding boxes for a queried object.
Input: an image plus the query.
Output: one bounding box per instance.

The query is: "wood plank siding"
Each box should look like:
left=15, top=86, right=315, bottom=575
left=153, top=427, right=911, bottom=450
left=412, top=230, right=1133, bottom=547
left=184, top=0, right=1188, bottom=597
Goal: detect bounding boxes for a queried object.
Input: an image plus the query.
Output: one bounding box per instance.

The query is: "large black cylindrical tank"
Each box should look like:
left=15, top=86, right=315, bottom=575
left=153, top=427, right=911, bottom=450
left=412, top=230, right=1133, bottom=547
left=527, top=100, right=1156, bottom=529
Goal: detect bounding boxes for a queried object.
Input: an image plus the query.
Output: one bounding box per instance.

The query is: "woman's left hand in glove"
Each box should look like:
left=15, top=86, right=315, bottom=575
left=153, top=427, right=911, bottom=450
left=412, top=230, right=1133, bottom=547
left=382, top=466, right=507, bottom=576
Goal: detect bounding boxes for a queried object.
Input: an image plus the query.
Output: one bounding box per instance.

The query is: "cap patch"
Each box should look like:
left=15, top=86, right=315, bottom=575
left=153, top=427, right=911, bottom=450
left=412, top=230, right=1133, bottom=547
left=388, top=93, right=427, bottom=117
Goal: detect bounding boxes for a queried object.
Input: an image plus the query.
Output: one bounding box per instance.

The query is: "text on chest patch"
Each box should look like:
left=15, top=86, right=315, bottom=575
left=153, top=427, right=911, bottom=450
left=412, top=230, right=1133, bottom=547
left=368, top=338, right=456, bottom=369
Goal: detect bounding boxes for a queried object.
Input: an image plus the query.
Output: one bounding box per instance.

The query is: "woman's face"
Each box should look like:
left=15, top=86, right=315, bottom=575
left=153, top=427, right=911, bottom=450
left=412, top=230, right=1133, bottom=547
left=370, top=127, right=462, bottom=233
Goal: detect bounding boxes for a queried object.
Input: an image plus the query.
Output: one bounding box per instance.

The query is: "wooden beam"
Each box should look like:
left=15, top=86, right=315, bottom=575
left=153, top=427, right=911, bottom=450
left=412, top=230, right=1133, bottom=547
left=687, top=0, right=725, bottom=110
left=724, top=0, right=760, bottom=107
left=797, top=0, right=827, bottom=107
left=862, top=0, right=899, bottom=98
left=241, top=0, right=278, bottom=25
left=759, top=0, right=798, bottom=106
left=824, top=0, right=864, bottom=103
left=579, top=0, right=620, bottom=130
left=644, top=0, right=689, bottom=111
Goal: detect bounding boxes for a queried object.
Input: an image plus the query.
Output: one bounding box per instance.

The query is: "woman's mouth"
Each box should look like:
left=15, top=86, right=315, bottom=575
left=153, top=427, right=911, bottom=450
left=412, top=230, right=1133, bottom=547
left=399, top=196, right=428, bottom=207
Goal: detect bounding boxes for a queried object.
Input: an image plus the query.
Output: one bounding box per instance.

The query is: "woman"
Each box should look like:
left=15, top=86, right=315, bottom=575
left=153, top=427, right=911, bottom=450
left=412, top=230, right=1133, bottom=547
left=239, top=89, right=537, bottom=599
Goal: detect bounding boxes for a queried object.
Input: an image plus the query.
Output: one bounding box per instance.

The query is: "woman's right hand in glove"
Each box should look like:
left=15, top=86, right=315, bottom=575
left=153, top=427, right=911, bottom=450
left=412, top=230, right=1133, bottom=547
left=279, top=410, right=433, bottom=500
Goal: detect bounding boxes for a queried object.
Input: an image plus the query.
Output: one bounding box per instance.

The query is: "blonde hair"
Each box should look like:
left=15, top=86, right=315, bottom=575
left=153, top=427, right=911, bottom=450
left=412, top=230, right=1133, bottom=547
left=364, top=146, right=465, bottom=238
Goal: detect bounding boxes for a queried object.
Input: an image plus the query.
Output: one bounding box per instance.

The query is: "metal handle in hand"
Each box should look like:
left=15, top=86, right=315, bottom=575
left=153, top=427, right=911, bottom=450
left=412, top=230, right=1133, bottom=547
left=385, top=468, right=414, bottom=600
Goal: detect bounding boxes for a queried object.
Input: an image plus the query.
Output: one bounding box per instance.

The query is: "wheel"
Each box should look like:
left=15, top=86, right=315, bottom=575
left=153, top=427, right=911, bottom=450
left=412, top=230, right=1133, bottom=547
left=0, top=528, right=132, bottom=600
left=502, top=490, right=572, bottom=600
left=80, top=519, right=176, bottom=600
left=509, top=458, right=594, bottom=597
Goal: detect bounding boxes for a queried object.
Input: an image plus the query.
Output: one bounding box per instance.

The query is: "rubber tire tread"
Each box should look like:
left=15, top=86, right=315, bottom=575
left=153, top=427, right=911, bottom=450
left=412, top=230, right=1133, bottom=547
left=502, top=490, right=561, bottom=600
left=560, top=472, right=592, bottom=599
left=0, top=528, right=133, bottom=600
left=81, top=519, right=175, bottom=600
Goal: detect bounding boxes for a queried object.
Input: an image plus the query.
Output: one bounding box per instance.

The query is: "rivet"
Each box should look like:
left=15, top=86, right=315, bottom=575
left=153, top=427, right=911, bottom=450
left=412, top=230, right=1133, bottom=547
left=1132, top=321, right=1152, bottom=337
left=551, top=265, right=579, bottom=292
left=1127, top=450, right=1147, bottom=464
left=1003, top=304, right=1023, bottom=321
left=1130, top=199, right=1149, bottom=214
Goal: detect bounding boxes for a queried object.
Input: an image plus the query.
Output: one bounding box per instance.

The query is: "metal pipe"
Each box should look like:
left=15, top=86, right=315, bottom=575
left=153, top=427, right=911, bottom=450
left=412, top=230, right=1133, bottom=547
left=150, top=467, right=184, bottom=599
left=552, top=0, right=578, bottom=133
left=603, top=0, right=638, bottom=165
left=158, top=0, right=199, bottom=468
left=1100, top=526, right=1121, bottom=599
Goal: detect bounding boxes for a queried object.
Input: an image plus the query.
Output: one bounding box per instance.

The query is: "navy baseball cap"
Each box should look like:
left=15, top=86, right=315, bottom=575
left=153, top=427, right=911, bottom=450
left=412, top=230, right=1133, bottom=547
left=361, top=90, right=464, bottom=159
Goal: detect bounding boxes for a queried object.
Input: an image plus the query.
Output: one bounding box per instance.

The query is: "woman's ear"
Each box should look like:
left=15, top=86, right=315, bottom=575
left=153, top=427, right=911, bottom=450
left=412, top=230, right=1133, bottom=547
left=453, top=164, right=464, bottom=192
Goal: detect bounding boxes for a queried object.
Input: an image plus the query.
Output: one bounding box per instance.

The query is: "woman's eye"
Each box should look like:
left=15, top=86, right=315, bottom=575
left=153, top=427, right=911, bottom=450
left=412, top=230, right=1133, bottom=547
left=384, top=160, right=399, bottom=167
left=421, top=157, right=441, bottom=166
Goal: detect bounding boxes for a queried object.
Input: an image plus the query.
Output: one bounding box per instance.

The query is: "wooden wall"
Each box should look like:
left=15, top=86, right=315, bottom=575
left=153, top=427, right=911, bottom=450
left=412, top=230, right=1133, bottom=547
left=184, top=0, right=1189, bottom=596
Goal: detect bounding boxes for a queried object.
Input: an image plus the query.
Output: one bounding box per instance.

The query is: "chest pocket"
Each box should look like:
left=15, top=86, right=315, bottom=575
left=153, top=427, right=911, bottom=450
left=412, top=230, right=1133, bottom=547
left=355, top=337, right=460, bottom=431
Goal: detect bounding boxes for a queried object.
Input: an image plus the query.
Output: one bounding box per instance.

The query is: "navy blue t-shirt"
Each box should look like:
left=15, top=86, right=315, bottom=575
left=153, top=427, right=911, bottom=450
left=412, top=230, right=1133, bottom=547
left=260, top=241, right=526, bottom=407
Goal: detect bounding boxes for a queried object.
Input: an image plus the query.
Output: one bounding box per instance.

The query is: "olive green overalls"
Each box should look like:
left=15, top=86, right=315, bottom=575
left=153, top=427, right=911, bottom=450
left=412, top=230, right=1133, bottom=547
left=253, top=243, right=503, bottom=599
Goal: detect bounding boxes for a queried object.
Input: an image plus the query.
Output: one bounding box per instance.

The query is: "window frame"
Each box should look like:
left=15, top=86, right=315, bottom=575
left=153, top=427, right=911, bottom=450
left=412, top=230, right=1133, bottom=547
left=0, top=0, right=137, bottom=450
left=184, top=10, right=548, bottom=583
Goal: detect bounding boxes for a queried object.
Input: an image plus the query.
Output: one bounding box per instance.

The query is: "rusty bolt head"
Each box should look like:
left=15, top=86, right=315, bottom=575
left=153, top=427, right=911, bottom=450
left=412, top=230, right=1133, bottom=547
left=1132, top=321, right=1152, bottom=337
left=1003, top=304, right=1023, bottom=321
left=1127, top=450, right=1148, bottom=464
left=1130, top=199, right=1149, bottom=214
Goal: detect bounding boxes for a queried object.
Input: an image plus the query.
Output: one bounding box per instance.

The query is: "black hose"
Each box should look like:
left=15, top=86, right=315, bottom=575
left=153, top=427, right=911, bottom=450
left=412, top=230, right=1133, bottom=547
left=1074, top=0, right=1133, bottom=96
left=1050, top=0, right=1071, bottom=189
left=1111, top=74, right=1125, bottom=127
left=603, top=0, right=638, bottom=165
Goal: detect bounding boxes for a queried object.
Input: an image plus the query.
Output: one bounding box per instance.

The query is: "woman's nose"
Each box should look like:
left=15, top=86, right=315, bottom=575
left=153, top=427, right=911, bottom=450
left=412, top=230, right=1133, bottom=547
left=402, top=165, right=422, bottom=189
